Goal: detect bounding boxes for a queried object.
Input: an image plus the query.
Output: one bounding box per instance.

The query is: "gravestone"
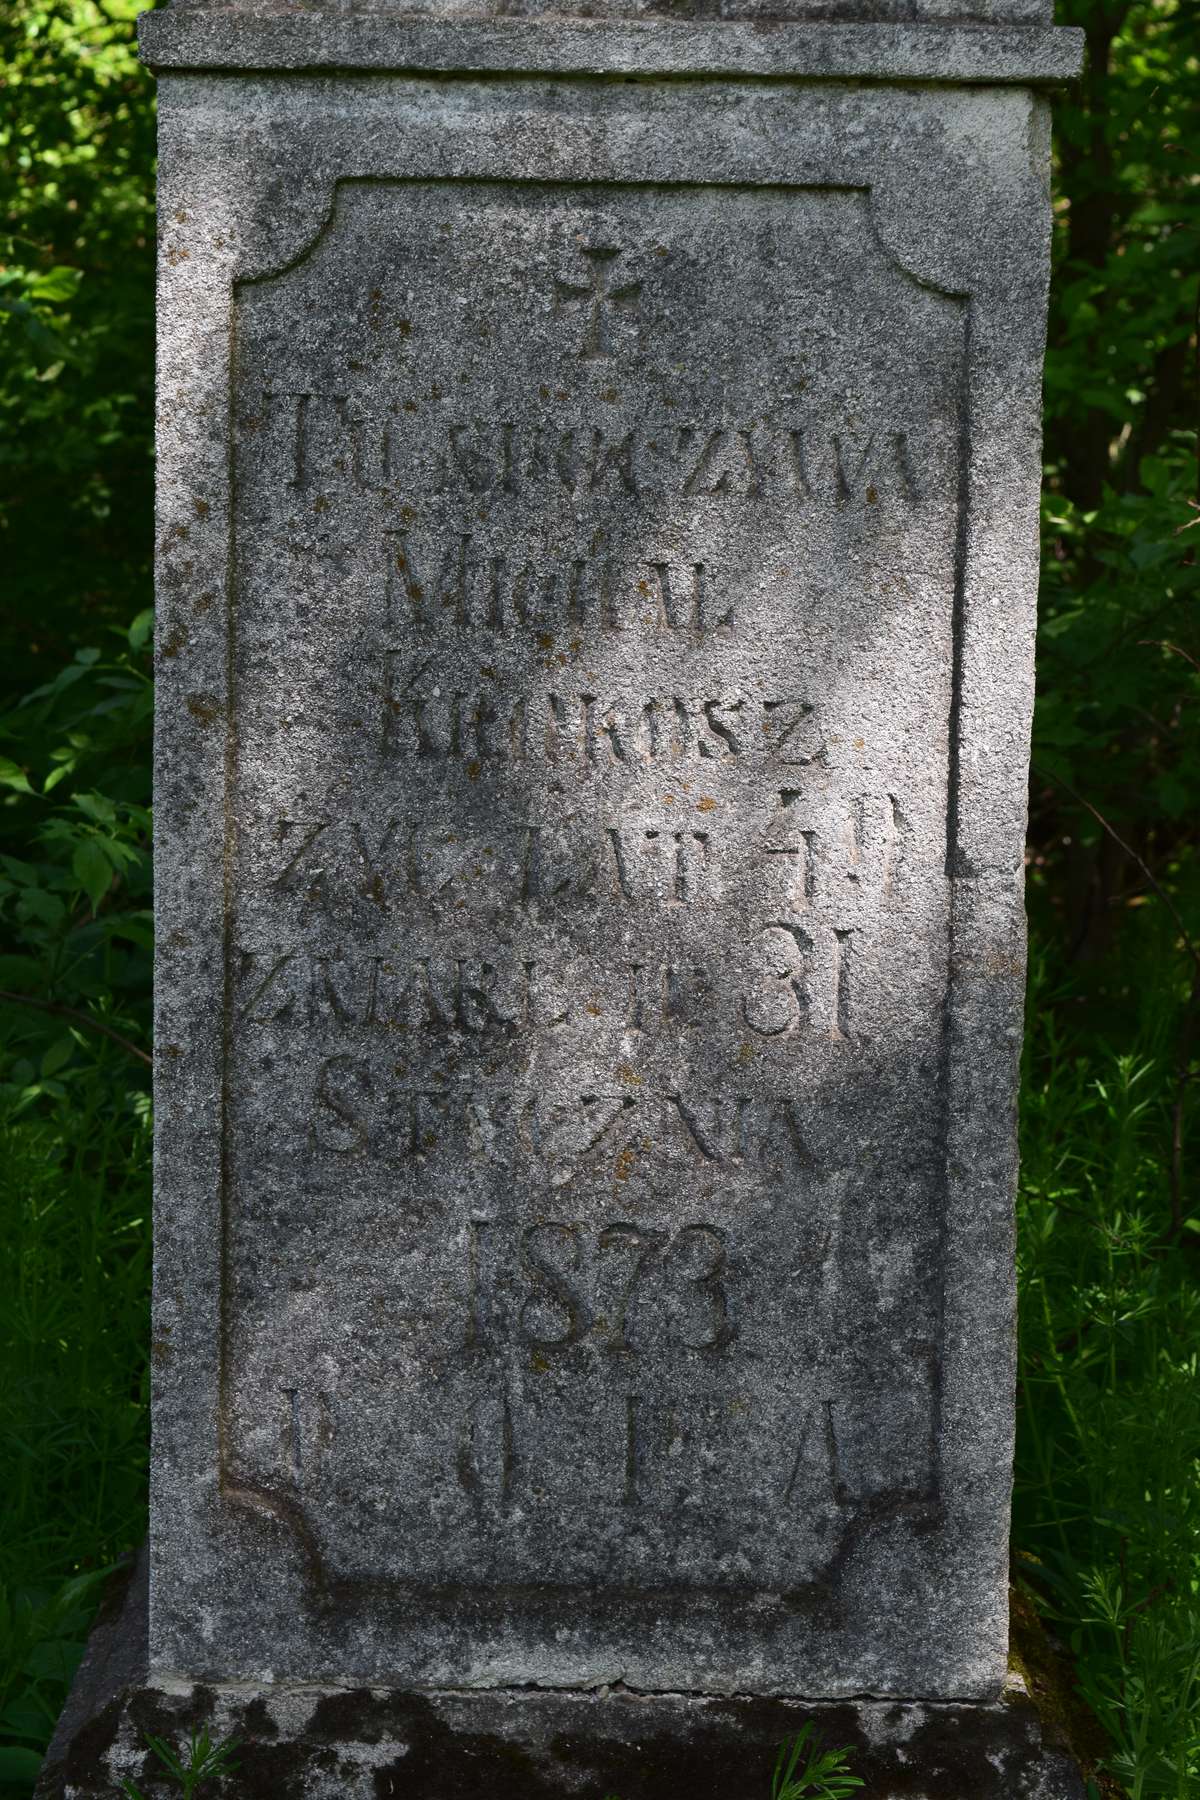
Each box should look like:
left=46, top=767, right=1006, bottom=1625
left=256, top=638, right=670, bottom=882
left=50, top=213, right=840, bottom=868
left=40, top=1, right=1087, bottom=1794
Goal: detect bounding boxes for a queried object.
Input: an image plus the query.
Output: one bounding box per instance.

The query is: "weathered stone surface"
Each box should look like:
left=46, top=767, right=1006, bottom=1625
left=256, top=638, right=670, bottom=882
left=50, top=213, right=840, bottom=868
left=136, top=0, right=1079, bottom=1723
left=40, top=1559, right=1089, bottom=1800
left=152, top=0, right=1059, bottom=26
left=137, top=17, right=1085, bottom=83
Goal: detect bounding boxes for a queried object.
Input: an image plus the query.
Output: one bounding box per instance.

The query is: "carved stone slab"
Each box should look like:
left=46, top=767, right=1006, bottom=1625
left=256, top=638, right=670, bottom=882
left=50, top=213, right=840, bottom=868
left=141, top=18, right=1081, bottom=1706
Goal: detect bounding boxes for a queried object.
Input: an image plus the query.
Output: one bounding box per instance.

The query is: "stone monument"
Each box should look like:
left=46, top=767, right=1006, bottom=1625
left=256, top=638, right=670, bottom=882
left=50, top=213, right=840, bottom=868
left=40, top=0, right=1087, bottom=1793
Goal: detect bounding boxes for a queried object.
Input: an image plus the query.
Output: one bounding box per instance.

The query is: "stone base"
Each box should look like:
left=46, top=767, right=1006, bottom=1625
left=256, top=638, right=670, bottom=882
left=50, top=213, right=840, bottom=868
left=38, top=1558, right=1088, bottom=1800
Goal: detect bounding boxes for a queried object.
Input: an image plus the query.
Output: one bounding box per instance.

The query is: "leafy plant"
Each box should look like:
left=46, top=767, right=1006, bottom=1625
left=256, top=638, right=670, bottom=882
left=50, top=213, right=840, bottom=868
left=0, top=0, right=155, bottom=696
left=0, top=611, right=152, bottom=1791
left=0, top=1571, right=108, bottom=1791
left=770, top=1728, right=863, bottom=1800
left=119, top=1730, right=240, bottom=1800
left=1015, top=939, right=1200, bottom=1796
left=0, top=611, right=153, bottom=1108
left=1077, top=1576, right=1200, bottom=1798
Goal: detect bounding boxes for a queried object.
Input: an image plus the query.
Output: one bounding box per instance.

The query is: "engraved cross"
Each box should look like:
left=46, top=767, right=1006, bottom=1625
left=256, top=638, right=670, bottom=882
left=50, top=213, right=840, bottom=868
left=555, top=247, right=642, bottom=361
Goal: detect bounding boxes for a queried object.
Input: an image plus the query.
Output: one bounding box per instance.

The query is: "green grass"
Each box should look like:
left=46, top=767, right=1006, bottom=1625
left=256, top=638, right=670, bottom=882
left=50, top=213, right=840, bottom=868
left=770, top=1728, right=863, bottom=1800
left=119, top=1729, right=241, bottom=1800
left=1013, top=930, right=1200, bottom=1796
left=0, top=1061, right=150, bottom=1793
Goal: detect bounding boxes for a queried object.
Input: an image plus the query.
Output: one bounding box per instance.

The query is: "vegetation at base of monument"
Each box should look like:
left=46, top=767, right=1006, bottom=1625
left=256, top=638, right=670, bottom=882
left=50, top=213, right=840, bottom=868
left=0, top=0, right=1197, bottom=1795
left=100, top=1731, right=854, bottom=1800
left=0, top=1573, right=114, bottom=1792
left=769, top=1728, right=863, bottom=1800
left=118, top=1730, right=241, bottom=1800
left=1014, top=950, right=1200, bottom=1797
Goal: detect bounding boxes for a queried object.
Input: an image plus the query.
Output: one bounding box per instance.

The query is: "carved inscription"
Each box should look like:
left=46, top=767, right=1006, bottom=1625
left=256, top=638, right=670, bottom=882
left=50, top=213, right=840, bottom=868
left=279, top=1388, right=336, bottom=1485
left=382, top=544, right=731, bottom=637
left=555, top=245, right=642, bottom=360
left=266, top=815, right=716, bottom=913
left=227, top=180, right=962, bottom=1596
left=381, top=676, right=830, bottom=764
left=451, top=1374, right=938, bottom=1516
left=259, top=793, right=904, bottom=926
left=306, top=1072, right=816, bottom=1181
left=260, top=390, right=926, bottom=508
left=465, top=1219, right=734, bottom=1355
left=239, top=930, right=863, bottom=1044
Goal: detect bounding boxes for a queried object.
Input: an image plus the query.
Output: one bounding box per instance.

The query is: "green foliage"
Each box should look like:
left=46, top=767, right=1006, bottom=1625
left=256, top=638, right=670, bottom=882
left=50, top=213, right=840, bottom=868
left=0, top=602, right=152, bottom=1799
left=1015, top=16, right=1200, bottom=1783
left=1014, top=939, right=1200, bottom=1796
left=770, top=1729, right=863, bottom=1800
left=0, top=612, right=152, bottom=1110
left=0, top=1094, right=151, bottom=1794
left=0, top=0, right=155, bottom=696
left=1032, top=0, right=1200, bottom=962
left=0, top=1571, right=110, bottom=1788
left=120, top=1730, right=241, bottom=1800
left=0, top=45, right=154, bottom=1755
left=1036, top=448, right=1199, bottom=832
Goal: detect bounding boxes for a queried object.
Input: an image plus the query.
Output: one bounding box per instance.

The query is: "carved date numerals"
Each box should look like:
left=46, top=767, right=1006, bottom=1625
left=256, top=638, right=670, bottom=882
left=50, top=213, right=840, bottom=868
left=518, top=1223, right=591, bottom=1350
left=466, top=1219, right=735, bottom=1357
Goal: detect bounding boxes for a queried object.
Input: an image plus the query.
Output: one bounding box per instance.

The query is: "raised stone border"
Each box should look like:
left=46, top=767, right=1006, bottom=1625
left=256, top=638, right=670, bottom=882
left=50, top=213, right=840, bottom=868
left=138, top=14, right=1084, bottom=82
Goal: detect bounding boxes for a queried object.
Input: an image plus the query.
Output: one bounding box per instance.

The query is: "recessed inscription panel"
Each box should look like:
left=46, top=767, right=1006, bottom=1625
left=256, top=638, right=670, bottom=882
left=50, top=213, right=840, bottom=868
left=228, top=181, right=963, bottom=1596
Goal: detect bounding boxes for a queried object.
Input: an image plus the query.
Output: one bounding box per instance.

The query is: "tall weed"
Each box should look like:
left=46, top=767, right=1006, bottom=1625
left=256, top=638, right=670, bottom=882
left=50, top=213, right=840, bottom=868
left=0, top=624, right=153, bottom=1793
left=1015, top=934, right=1200, bottom=1796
